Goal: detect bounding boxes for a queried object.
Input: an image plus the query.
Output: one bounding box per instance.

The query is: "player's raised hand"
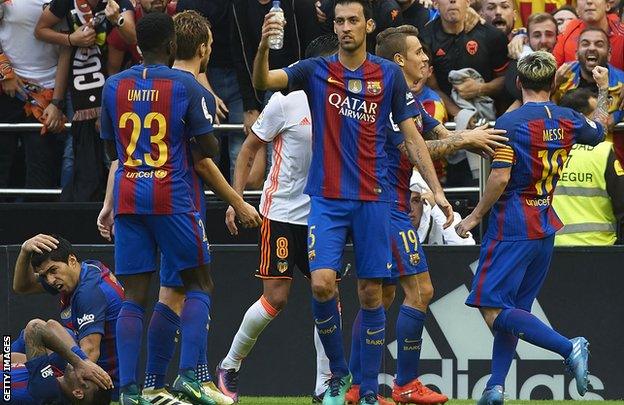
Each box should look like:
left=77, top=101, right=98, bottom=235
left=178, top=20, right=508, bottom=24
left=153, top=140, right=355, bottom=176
left=97, top=205, right=114, bottom=242
left=213, top=94, right=229, bottom=125
left=21, top=234, right=59, bottom=254
left=455, top=213, right=480, bottom=238
left=73, top=359, right=113, bottom=390
left=225, top=205, right=239, bottom=236
left=234, top=201, right=262, bottom=229
left=592, top=65, right=609, bottom=90
left=259, top=12, right=286, bottom=50
left=434, top=191, right=454, bottom=229
left=314, top=1, right=327, bottom=23
left=465, top=124, right=508, bottom=157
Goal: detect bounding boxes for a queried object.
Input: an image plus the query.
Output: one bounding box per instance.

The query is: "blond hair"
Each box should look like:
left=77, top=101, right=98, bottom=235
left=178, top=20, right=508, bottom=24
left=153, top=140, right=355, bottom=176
left=517, top=51, right=557, bottom=91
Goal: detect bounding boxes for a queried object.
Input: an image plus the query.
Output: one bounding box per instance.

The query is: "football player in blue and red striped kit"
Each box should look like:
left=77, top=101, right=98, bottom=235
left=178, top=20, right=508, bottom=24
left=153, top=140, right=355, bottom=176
left=456, top=52, right=609, bottom=404
left=253, top=1, right=454, bottom=404
left=99, top=12, right=227, bottom=405
left=11, top=234, right=123, bottom=401
left=4, top=318, right=113, bottom=405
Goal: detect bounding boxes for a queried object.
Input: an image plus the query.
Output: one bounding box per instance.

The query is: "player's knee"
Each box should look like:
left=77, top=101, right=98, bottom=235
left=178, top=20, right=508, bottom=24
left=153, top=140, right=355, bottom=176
left=358, top=280, right=383, bottom=309
left=310, top=279, right=335, bottom=301
left=481, top=308, right=501, bottom=329
left=263, top=291, right=288, bottom=312
left=180, top=265, right=214, bottom=294
left=419, top=282, right=434, bottom=306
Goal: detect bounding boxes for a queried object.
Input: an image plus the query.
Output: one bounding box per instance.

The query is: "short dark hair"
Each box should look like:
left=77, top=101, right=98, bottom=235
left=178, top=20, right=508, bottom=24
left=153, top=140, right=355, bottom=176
left=136, top=12, right=175, bottom=54
left=335, top=0, right=373, bottom=20
left=527, top=12, right=558, bottom=35
left=173, top=10, right=212, bottom=60
left=578, top=26, right=610, bottom=49
left=375, top=25, right=420, bottom=61
left=305, top=34, right=340, bottom=58
left=552, top=4, right=578, bottom=18
left=30, top=236, right=77, bottom=269
left=517, top=51, right=558, bottom=92
left=559, top=88, right=596, bottom=115
left=79, top=388, right=112, bottom=405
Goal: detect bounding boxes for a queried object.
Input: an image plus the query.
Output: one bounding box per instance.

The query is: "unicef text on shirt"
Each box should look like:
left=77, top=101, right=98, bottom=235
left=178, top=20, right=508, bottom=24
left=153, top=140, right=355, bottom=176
left=328, top=93, right=378, bottom=123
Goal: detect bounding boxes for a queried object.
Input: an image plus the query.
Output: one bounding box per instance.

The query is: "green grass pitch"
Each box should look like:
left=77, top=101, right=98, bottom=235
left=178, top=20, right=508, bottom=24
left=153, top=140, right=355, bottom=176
left=239, top=399, right=624, bottom=404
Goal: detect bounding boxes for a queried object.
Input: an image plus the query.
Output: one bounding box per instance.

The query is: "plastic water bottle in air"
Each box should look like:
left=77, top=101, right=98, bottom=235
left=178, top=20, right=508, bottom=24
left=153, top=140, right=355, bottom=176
left=268, top=1, right=284, bottom=50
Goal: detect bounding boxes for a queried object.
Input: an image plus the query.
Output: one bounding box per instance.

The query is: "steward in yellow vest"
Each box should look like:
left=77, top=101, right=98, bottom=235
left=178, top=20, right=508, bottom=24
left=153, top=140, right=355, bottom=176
left=553, top=141, right=624, bottom=245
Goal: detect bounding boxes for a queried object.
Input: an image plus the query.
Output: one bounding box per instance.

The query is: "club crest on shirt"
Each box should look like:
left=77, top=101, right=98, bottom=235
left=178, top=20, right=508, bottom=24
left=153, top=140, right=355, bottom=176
left=348, top=79, right=363, bottom=94
left=367, top=81, right=382, bottom=95
left=277, top=261, right=288, bottom=273
left=466, top=40, right=478, bottom=56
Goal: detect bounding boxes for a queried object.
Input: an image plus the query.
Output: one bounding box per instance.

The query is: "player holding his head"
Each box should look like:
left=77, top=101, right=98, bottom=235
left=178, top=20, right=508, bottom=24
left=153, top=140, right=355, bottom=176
left=216, top=34, right=340, bottom=404
left=98, top=11, right=251, bottom=405
left=3, top=318, right=112, bottom=405
left=455, top=51, right=609, bottom=404
left=341, top=24, right=508, bottom=405
left=254, top=1, right=453, bottom=404
left=11, top=234, right=123, bottom=401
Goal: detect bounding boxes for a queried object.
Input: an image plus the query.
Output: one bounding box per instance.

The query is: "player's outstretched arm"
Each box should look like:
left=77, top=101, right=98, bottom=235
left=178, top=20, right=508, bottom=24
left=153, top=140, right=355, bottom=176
left=13, top=235, right=58, bottom=294
left=399, top=118, right=454, bottom=228
left=252, top=13, right=289, bottom=91
left=456, top=166, right=511, bottom=238
left=224, top=133, right=266, bottom=235
left=591, top=66, right=611, bottom=132
left=192, top=152, right=262, bottom=234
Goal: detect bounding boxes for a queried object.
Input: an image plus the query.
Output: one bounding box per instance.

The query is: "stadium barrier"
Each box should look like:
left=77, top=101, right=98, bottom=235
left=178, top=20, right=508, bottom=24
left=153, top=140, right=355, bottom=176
left=1, top=244, right=622, bottom=400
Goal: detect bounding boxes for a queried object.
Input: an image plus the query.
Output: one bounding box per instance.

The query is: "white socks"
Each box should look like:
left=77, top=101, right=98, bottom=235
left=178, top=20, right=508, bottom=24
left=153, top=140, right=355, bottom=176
left=221, top=296, right=278, bottom=371
left=314, top=325, right=332, bottom=396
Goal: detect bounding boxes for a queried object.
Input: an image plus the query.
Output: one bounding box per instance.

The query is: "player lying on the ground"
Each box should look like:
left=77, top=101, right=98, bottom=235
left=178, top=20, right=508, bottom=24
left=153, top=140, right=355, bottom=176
left=96, top=11, right=259, bottom=405
left=253, top=1, right=455, bottom=404
left=215, top=34, right=341, bottom=404
left=455, top=51, right=609, bottom=405
left=344, top=24, right=509, bottom=405
left=4, top=318, right=113, bottom=405
left=12, top=234, right=123, bottom=401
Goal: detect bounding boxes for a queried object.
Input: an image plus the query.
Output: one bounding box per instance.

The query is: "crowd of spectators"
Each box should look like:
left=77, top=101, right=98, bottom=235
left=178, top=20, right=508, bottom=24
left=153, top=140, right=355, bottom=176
left=0, top=0, right=622, bottom=240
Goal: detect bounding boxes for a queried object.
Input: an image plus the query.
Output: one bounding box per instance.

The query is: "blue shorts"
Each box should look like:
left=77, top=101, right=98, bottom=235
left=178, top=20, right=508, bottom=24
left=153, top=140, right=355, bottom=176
left=114, top=212, right=211, bottom=284
left=307, top=197, right=391, bottom=279
left=385, top=209, right=429, bottom=284
left=466, top=235, right=555, bottom=310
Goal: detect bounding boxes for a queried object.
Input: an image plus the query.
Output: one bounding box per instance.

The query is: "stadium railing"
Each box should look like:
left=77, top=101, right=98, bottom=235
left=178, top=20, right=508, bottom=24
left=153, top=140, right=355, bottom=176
left=1, top=121, right=623, bottom=198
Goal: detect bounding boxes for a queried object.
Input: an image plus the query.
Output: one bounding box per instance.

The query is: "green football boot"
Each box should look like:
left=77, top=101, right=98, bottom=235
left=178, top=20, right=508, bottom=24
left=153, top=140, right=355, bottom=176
left=170, top=370, right=217, bottom=405
left=119, top=384, right=152, bottom=405
left=322, top=373, right=353, bottom=405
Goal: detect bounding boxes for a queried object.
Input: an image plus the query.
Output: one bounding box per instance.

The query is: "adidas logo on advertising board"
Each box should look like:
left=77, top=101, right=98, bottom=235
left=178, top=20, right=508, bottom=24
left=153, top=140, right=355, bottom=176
left=378, top=260, right=605, bottom=400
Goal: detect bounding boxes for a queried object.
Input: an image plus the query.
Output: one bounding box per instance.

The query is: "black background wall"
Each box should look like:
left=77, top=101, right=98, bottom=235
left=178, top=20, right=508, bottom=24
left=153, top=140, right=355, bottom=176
left=1, top=245, right=622, bottom=400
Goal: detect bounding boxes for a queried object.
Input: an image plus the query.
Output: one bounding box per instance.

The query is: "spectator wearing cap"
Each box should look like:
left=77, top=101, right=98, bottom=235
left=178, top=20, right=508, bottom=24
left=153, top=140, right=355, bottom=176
left=553, top=87, right=624, bottom=245
left=0, top=0, right=69, bottom=193
left=553, top=0, right=624, bottom=70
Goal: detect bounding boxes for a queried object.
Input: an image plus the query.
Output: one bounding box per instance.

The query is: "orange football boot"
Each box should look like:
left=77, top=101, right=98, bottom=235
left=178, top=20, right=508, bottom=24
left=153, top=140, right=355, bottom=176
left=392, top=379, right=448, bottom=404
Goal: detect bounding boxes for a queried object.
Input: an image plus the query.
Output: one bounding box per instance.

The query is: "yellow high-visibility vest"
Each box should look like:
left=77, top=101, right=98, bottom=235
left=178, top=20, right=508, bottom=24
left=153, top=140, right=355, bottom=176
left=553, top=142, right=617, bottom=245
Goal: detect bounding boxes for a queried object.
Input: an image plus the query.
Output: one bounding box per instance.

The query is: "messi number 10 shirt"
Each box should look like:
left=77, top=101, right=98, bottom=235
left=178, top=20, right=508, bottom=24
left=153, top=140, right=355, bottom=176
left=487, top=102, right=604, bottom=241
left=101, top=64, right=215, bottom=215
left=283, top=53, right=418, bottom=201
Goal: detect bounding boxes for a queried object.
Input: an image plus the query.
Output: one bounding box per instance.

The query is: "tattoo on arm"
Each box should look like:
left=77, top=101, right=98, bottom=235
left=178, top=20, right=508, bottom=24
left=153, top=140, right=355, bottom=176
left=25, top=322, right=48, bottom=360
left=424, top=124, right=448, bottom=141
left=593, top=87, right=610, bottom=130
left=425, top=134, right=465, bottom=160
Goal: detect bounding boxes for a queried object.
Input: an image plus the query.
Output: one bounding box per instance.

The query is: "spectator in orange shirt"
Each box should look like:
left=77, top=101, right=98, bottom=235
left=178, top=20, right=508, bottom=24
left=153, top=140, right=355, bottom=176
left=553, top=0, right=624, bottom=69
